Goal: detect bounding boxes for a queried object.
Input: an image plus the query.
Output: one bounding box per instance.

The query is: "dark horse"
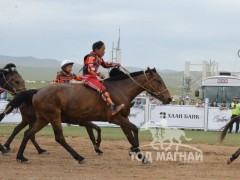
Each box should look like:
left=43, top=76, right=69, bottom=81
left=0, top=63, right=26, bottom=154
left=0, top=64, right=104, bottom=155
left=2, top=67, right=171, bottom=163
left=220, top=116, right=240, bottom=164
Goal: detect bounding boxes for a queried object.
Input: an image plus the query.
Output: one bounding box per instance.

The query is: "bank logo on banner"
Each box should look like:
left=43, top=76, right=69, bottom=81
left=159, top=112, right=166, bottom=119
left=135, top=117, right=203, bottom=163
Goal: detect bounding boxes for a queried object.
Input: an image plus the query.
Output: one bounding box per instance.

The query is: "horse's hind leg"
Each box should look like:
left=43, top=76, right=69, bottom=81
left=89, top=122, right=102, bottom=148
left=51, top=119, right=85, bottom=164
left=112, top=116, right=149, bottom=163
left=4, top=121, right=28, bottom=150
left=227, top=148, right=240, bottom=164
left=30, top=135, right=47, bottom=154
left=28, top=120, right=47, bottom=154
left=79, top=121, right=103, bottom=154
left=16, top=115, right=49, bottom=162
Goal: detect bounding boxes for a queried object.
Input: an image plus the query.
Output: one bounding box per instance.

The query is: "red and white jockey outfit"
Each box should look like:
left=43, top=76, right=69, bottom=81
left=82, top=51, right=124, bottom=115
left=82, top=51, right=112, bottom=92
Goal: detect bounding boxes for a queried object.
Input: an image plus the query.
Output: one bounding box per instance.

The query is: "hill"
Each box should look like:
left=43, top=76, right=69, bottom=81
left=0, top=55, right=201, bottom=96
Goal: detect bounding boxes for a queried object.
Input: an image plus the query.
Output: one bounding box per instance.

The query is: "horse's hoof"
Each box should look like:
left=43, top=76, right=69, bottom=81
left=95, top=148, right=103, bottom=155
left=1, top=149, right=10, bottom=156
left=142, top=157, right=151, bottom=165
left=78, top=159, right=86, bottom=165
left=17, top=156, right=29, bottom=163
left=1, top=148, right=8, bottom=155
left=4, top=145, right=11, bottom=151
left=227, top=159, right=232, bottom=165
left=97, top=151, right=103, bottom=155
left=38, top=149, right=48, bottom=155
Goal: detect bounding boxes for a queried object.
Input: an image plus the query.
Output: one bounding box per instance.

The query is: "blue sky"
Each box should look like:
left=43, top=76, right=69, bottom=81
left=1, top=0, right=240, bottom=71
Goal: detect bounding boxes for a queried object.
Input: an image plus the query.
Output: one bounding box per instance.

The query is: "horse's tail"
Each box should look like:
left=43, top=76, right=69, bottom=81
left=0, top=89, right=38, bottom=121
left=220, top=116, right=239, bottom=143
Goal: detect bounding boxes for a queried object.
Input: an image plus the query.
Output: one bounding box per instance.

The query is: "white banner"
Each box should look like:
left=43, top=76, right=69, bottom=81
left=93, top=106, right=146, bottom=127
left=207, top=107, right=231, bottom=131
left=0, top=101, right=22, bottom=124
left=0, top=99, right=234, bottom=131
left=128, top=107, right=145, bottom=127
left=0, top=100, right=145, bottom=127
left=149, top=105, right=204, bottom=129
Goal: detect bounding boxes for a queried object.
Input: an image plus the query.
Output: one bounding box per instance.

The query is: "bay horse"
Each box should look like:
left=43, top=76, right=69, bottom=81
left=0, top=63, right=26, bottom=154
left=3, top=67, right=171, bottom=164
left=220, top=116, right=240, bottom=164
left=0, top=64, right=103, bottom=155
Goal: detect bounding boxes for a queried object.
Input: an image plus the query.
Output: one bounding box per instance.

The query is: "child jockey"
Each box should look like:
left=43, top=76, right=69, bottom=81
left=54, top=60, right=82, bottom=83
left=83, top=41, right=125, bottom=115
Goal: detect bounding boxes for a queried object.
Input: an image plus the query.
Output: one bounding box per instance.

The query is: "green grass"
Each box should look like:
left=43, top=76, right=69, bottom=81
left=0, top=125, right=240, bottom=146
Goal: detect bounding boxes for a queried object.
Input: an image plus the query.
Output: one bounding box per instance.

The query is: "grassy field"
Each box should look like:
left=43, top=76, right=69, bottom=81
left=0, top=125, right=239, bottom=146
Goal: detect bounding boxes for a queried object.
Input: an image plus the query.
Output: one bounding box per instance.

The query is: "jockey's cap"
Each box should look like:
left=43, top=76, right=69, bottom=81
left=61, top=60, right=74, bottom=69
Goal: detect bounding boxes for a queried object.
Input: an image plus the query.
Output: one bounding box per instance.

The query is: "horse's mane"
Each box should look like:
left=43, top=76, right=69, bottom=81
left=106, top=68, right=157, bottom=81
left=3, top=63, right=16, bottom=69
left=0, top=63, right=18, bottom=77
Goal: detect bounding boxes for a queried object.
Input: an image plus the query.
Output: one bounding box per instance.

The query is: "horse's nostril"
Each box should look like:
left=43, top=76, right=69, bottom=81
left=168, top=98, right=172, bottom=102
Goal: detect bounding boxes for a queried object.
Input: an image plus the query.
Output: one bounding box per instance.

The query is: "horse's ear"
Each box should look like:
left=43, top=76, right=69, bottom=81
left=147, top=67, right=153, bottom=76
left=153, top=67, right=157, bottom=73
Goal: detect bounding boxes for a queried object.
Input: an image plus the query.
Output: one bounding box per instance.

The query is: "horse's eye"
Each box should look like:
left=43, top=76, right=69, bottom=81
left=15, top=81, right=19, bottom=84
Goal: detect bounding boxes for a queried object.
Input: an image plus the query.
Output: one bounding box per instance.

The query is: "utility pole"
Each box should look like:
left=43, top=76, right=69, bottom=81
left=111, top=27, right=122, bottom=64
left=183, top=60, right=218, bottom=98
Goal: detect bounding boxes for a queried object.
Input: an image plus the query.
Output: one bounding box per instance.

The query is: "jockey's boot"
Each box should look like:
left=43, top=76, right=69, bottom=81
left=109, top=104, right=125, bottom=115
left=101, top=91, right=125, bottom=115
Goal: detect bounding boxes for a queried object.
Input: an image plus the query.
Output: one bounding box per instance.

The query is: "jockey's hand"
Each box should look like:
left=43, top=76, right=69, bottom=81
left=113, top=63, right=121, bottom=68
left=76, top=76, right=82, bottom=81
left=98, top=72, right=105, bottom=79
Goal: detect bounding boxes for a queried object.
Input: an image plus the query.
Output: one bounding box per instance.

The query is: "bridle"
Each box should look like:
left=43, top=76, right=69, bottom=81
left=0, top=71, right=26, bottom=95
left=120, top=66, right=168, bottom=96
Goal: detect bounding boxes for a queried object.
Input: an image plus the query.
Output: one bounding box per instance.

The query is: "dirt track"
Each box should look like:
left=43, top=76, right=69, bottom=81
left=0, top=137, right=240, bottom=180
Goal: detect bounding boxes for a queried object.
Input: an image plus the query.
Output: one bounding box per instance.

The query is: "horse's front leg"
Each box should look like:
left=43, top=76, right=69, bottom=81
left=112, top=115, right=150, bottom=164
left=227, top=147, right=240, bottom=164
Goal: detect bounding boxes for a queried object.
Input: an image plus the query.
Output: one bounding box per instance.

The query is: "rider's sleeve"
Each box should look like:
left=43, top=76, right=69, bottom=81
left=72, top=73, right=82, bottom=81
left=86, top=56, right=97, bottom=76
left=54, top=73, right=60, bottom=83
left=100, top=59, right=112, bottom=68
left=54, top=72, right=61, bottom=83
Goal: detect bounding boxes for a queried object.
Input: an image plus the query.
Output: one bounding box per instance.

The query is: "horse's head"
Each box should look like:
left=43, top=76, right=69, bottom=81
left=145, top=67, right=172, bottom=104
left=0, top=64, right=26, bottom=94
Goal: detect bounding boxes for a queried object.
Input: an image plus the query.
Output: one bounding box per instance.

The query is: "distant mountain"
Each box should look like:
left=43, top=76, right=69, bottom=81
left=0, top=55, right=68, bottom=68
left=159, top=69, right=178, bottom=73
left=0, top=55, right=181, bottom=85
left=0, top=55, right=81, bottom=81
left=123, top=67, right=177, bottom=73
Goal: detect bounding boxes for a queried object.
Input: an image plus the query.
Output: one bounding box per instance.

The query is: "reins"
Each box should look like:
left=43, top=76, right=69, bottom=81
left=119, top=66, right=168, bottom=96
